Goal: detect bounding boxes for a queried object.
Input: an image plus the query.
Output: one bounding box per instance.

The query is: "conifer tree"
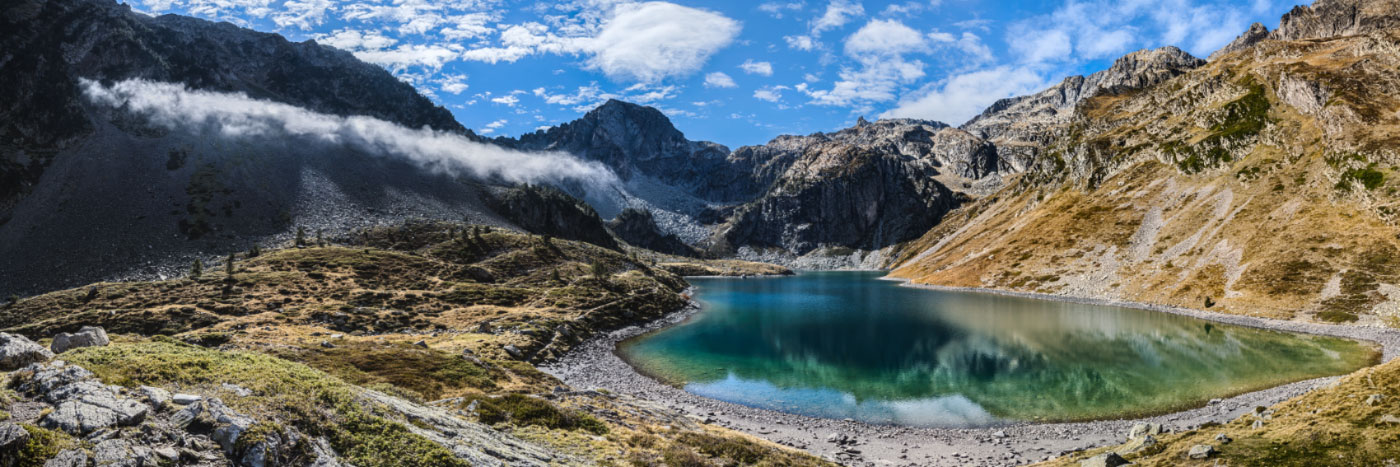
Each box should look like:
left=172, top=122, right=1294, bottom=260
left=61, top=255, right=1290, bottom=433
left=225, top=252, right=236, bottom=279
left=295, top=227, right=307, bottom=248
left=191, top=259, right=203, bottom=279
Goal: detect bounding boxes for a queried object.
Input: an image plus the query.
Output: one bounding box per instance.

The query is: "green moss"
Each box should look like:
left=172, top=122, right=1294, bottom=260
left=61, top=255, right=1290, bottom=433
left=268, top=341, right=500, bottom=401
left=15, top=424, right=74, bottom=467
left=1337, top=166, right=1385, bottom=191
left=673, top=431, right=832, bottom=467
left=467, top=394, right=607, bottom=435
left=63, top=339, right=470, bottom=467
left=1316, top=310, right=1360, bottom=323
left=1210, top=79, right=1272, bottom=141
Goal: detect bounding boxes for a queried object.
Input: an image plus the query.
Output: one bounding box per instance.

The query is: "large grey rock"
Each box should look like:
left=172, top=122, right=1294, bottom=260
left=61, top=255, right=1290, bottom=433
left=1188, top=444, right=1217, bottom=459
left=1080, top=452, right=1130, bottom=467
left=0, top=333, right=54, bottom=370
left=138, top=386, right=171, bottom=411
left=0, top=422, right=30, bottom=451
left=51, top=326, right=109, bottom=354
left=17, top=362, right=147, bottom=435
left=92, top=438, right=155, bottom=467
left=205, top=398, right=254, bottom=455
left=42, top=449, right=89, bottom=467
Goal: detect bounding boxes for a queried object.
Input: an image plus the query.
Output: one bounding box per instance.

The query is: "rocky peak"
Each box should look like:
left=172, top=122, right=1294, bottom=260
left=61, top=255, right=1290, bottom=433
left=1210, top=22, right=1271, bottom=61
left=1271, top=0, right=1400, bottom=42
left=963, top=46, right=1203, bottom=145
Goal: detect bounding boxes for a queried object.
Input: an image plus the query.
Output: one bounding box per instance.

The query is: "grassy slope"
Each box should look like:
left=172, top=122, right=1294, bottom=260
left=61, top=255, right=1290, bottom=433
left=892, top=31, right=1400, bottom=326
left=889, top=29, right=1400, bottom=465
left=1041, top=357, right=1400, bottom=466
left=0, top=222, right=826, bottom=466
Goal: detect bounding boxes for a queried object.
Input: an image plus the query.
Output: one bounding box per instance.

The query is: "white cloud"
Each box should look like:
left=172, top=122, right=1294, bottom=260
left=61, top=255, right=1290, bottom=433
left=81, top=79, right=618, bottom=187
left=352, top=44, right=461, bottom=71
left=754, top=85, right=789, bottom=102
left=314, top=29, right=398, bottom=52
left=844, top=19, right=928, bottom=56
left=584, top=2, right=742, bottom=83
left=798, top=18, right=929, bottom=107
left=272, top=0, right=332, bottom=30
left=811, top=0, right=864, bottom=36
left=704, top=72, right=738, bottom=88
left=784, top=35, right=816, bottom=51
left=491, top=95, right=519, bottom=106
left=739, top=60, right=774, bottom=76
left=483, top=119, right=508, bottom=134
left=435, top=74, right=469, bottom=94
left=758, top=1, right=804, bottom=18
left=881, top=66, right=1049, bottom=124
left=440, top=12, right=496, bottom=40
left=1009, top=28, right=1072, bottom=63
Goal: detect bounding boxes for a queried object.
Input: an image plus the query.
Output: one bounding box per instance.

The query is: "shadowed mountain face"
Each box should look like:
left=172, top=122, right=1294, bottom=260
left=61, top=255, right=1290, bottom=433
left=0, top=0, right=512, bottom=295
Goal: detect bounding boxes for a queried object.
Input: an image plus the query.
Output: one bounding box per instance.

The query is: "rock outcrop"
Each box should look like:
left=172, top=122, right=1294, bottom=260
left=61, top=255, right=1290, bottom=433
left=1271, top=0, right=1400, bottom=42
left=1210, top=22, right=1271, bottom=61
left=0, top=333, right=53, bottom=370
left=607, top=208, right=700, bottom=257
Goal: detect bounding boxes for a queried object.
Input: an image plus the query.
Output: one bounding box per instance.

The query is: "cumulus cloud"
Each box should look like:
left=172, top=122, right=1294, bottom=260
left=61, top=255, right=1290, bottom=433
left=703, top=71, right=738, bottom=88
left=784, top=35, right=816, bottom=51
left=811, top=0, right=864, bottom=36
left=739, top=60, right=774, bottom=76
left=844, top=19, right=928, bottom=56
left=352, top=44, right=461, bottom=71
left=584, top=2, right=742, bottom=83
left=491, top=95, right=519, bottom=106
left=799, top=19, right=928, bottom=107
left=81, top=79, right=619, bottom=187
left=753, top=85, right=788, bottom=102
left=880, top=66, right=1050, bottom=124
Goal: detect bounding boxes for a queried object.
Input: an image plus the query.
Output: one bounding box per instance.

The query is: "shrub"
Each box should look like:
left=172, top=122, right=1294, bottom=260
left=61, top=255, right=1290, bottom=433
left=467, top=393, right=608, bottom=434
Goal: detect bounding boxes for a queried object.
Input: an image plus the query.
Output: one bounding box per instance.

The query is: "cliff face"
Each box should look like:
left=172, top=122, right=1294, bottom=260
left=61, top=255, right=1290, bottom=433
left=891, top=4, right=1400, bottom=326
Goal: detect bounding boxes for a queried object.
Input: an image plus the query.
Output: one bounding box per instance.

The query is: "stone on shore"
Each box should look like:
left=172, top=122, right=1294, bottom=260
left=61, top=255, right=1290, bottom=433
left=1188, top=444, right=1216, bottom=459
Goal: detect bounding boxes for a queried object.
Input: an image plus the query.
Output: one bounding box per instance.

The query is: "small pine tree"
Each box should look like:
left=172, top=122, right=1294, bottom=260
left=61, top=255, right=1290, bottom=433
left=247, top=244, right=261, bottom=258
left=225, top=252, right=236, bottom=279
left=542, top=234, right=553, bottom=247
left=191, top=259, right=204, bottom=279
left=295, top=227, right=307, bottom=248
left=316, top=230, right=324, bottom=247
left=550, top=268, right=562, bottom=283
left=591, top=261, right=608, bottom=279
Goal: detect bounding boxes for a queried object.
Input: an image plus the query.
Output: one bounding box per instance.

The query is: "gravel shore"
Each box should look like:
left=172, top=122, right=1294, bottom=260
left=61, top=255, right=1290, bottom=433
left=544, top=278, right=1400, bottom=467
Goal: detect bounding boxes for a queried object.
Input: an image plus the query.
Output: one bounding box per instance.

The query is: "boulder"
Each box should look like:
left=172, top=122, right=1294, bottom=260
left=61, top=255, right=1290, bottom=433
left=172, top=394, right=202, bottom=406
left=50, top=326, right=110, bottom=354
left=1127, top=422, right=1163, bottom=440
left=503, top=345, right=524, bottom=360
left=0, top=423, right=31, bottom=458
left=0, top=333, right=54, bottom=370
left=1187, top=444, right=1216, bottom=460
left=42, top=449, right=89, bottom=467
left=1365, top=394, right=1384, bottom=406
left=138, top=386, right=171, bottom=411
left=1080, top=452, right=1131, bottom=467
left=205, top=398, right=254, bottom=455
left=92, top=438, right=156, bottom=467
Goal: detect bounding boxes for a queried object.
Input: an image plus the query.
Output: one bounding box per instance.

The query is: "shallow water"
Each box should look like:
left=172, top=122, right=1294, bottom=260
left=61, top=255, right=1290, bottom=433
left=619, top=271, right=1378, bottom=427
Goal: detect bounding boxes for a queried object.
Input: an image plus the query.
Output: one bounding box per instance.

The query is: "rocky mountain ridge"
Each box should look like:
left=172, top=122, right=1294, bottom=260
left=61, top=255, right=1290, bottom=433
left=890, top=0, right=1400, bottom=327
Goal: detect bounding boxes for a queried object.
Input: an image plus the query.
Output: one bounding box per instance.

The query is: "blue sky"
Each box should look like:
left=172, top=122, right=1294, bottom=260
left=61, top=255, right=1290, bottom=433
left=129, top=0, right=1298, bottom=148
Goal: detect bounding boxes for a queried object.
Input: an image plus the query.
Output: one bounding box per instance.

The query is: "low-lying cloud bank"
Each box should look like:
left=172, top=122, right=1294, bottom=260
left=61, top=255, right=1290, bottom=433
left=80, top=78, right=619, bottom=188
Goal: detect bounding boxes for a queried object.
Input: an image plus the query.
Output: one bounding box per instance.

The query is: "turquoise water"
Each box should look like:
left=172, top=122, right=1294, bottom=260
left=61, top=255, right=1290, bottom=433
left=619, top=271, right=1377, bottom=427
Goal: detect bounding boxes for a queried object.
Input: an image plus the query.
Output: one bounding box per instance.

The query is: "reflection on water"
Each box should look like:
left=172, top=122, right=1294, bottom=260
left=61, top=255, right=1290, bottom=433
left=619, top=271, right=1378, bottom=427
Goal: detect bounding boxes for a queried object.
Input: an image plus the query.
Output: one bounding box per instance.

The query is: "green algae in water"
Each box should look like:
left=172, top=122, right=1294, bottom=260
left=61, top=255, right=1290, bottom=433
left=619, top=271, right=1378, bottom=427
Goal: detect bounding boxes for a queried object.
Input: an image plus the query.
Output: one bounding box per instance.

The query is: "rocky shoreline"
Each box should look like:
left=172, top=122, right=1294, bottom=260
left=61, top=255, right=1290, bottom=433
left=544, top=277, right=1400, bottom=467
